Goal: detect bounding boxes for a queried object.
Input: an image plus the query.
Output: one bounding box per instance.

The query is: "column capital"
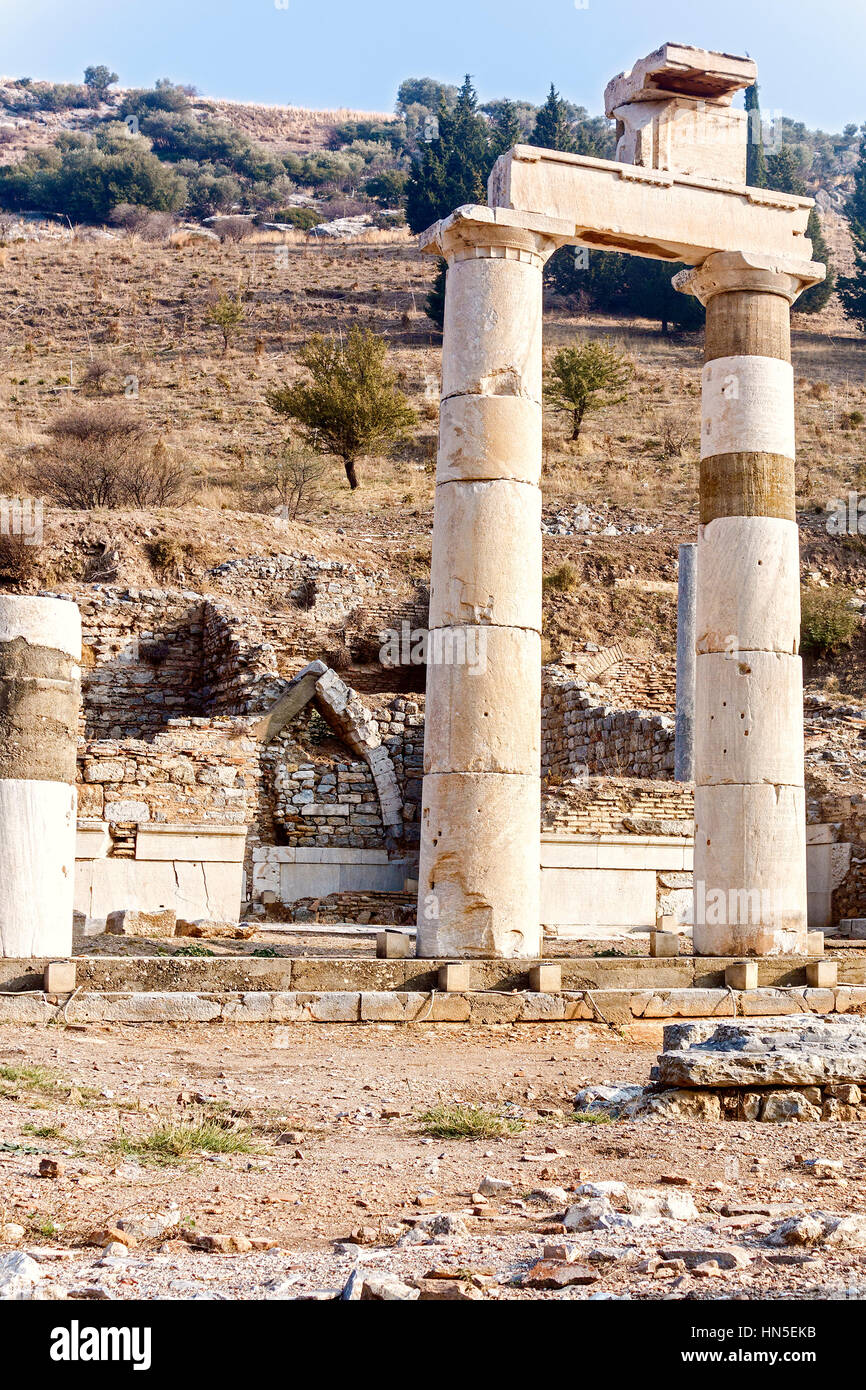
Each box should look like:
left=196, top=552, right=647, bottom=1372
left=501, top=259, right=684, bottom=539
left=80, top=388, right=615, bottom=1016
left=673, top=249, right=825, bottom=306
left=417, top=204, right=574, bottom=267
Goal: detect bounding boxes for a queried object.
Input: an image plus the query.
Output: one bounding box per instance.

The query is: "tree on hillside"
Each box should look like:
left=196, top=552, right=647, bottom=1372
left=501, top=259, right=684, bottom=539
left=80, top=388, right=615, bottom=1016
left=266, top=327, right=416, bottom=490
left=765, top=144, right=834, bottom=312
left=84, top=65, right=118, bottom=97
left=623, top=256, right=705, bottom=334
left=744, top=82, right=768, bottom=187
left=839, top=127, right=866, bottom=330
left=490, top=99, right=522, bottom=158
left=530, top=84, right=575, bottom=152
left=404, top=75, right=492, bottom=233
left=544, top=338, right=633, bottom=441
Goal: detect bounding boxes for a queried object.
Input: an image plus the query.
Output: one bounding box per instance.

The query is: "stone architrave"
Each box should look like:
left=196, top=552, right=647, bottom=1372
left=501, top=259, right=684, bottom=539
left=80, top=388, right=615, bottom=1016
left=0, top=596, right=81, bottom=957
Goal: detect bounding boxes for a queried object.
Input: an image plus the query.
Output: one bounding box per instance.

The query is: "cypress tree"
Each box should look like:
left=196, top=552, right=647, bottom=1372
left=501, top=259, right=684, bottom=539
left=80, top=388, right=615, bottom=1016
left=405, top=75, right=492, bottom=234
left=744, top=82, right=767, bottom=187
left=530, top=84, right=575, bottom=153
left=838, top=127, right=866, bottom=329
left=766, top=145, right=834, bottom=312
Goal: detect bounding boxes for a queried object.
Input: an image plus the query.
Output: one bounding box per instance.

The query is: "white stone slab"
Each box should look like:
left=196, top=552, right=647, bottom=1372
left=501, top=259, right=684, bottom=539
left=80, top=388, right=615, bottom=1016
left=540, top=867, right=657, bottom=930
left=696, top=516, right=800, bottom=655
left=135, top=825, right=247, bottom=863
left=701, top=356, right=795, bottom=460
left=0, top=779, right=76, bottom=957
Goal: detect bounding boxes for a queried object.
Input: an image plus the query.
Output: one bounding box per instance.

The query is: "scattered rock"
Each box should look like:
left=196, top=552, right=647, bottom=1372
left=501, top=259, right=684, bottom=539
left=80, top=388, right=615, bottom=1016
left=518, top=1260, right=600, bottom=1289
left=0, top=1252, right=44, bottom=1300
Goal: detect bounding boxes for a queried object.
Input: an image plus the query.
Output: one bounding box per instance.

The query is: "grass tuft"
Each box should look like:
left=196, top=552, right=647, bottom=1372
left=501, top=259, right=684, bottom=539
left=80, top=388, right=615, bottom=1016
left=110, top=1114, right=256, bottom=1163
left=417, top=1103, right=524, bottom=1140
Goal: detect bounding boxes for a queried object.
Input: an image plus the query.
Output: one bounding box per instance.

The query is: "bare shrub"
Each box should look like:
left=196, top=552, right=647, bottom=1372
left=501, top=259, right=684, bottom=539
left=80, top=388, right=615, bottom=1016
left=658, top=414, right=692, bottom=459
left=30, top=406, right=186, bottom=508
left=213, top=216, right=254, bottom=243
left=110, top=205, right=175, bottom=242
left=266, top=445, right=326, bottom=519
left=0, top=532, right=41, bottom=588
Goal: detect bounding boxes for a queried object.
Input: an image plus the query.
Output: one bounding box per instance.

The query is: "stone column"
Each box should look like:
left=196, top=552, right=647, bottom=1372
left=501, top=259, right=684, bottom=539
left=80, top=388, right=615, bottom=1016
left=674, top=542, right=696, bottom=782
left=416, top=208, right=563, bottom=958
left=676, top=251, right=823, bottom=956
left=0, top=596, right=81, bottom=957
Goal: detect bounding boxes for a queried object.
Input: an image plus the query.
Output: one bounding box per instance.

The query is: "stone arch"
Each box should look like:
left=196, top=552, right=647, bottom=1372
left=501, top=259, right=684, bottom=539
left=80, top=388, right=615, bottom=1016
left=254, top=660, right=403, bottom=841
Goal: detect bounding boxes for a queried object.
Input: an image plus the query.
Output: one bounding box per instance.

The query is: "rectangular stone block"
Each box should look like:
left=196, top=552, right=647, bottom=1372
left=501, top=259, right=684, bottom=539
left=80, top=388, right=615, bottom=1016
left=807, top=931, right=825, bottom=957
left=376, top=931, right=412, bottom=959
left=806, top=959, right=837, bottom=988
left=105, top=908, right=177, bottom=939
left=650, top=931, right=680, bottom=958
left=44, top=961, right=76, bottom=993
left=439, top=962, right=472, bottom=992
left=726, top=961, right=758, bottom=990
left=529, top=962, right=561, bottom=993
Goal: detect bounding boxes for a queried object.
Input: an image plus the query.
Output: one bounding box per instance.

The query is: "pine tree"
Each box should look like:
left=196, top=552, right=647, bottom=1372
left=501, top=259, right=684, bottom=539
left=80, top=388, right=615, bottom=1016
left=405, top=75, right=492, bottom=234
left=766, top=145, right=834, bottom=312
left=490, top=99, right=521, bottom=158
left=838, top=128, right=866, bottom=329
left=744, top=83, right=767, bottom=187
left=530, top=84, right=575, bottom=153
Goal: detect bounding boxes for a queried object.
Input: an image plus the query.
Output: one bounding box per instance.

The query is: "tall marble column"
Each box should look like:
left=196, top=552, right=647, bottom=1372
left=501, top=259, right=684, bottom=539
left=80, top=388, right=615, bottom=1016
left=675, top=542, right=697, bottom=782
left=416, top=209, right=563, bottom=958
left=0, top=595, right=81, bottom=957
left=676, top=251, right=823, bottom=956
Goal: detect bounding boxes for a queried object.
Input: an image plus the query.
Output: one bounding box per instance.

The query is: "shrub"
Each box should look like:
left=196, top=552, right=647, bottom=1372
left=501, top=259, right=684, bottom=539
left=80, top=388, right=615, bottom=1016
left=544, top=338, right=633, bottom=441
left=800, top=585, right=860, bottom=657
left=266, top=325, right=416, bottom=489
left=30, top=406, right=186, bottom=508
left=272, top=206, right=323, bottom=230
left=543, top=562, right=579, bottom=593
left=266, top=444, right=326, bottom=519
left=206, top=293, right=244, bottom=355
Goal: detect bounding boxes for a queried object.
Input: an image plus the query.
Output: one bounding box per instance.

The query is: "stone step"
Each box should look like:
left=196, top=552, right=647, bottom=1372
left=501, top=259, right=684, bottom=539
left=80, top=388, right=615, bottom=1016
left=3, top=985, right=866, bottom=1026
left=1, top=952, right=864, bottom=995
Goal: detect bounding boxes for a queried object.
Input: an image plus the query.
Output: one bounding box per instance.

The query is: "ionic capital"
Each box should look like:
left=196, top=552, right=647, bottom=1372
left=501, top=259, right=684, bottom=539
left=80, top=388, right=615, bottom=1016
left=674, top=249, right=825, bottom=306
left=417, top=204, right=574, bottom=268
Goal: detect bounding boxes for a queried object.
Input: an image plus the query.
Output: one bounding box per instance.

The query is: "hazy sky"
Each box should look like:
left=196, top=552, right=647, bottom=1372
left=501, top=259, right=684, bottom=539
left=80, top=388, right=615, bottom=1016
left=2, top=0, right=862, bottom=131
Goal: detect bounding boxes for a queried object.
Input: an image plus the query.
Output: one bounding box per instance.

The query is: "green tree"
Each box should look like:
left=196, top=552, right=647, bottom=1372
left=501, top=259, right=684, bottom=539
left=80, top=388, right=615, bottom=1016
left=623, top=256, right=705, bottom=334
left=490, top=99, right=522, bottom=157
left=766, top=145, right=834, bottom=312
left=530, top=84, right=575, bottom=152
left=84, top=65, right=119, bottom=97
left=206, top=294, right=244, bottom=355
left=266, top=326, right=416, bottom=489
left=404, top=75, right=492, bottom=233
left=544, top=338, right=633, bottom=440
left=838, top=127, right=866, bottom=329
left=425, top=259, right=447, bottom=330
left=744, top=83, right=767, bottom=187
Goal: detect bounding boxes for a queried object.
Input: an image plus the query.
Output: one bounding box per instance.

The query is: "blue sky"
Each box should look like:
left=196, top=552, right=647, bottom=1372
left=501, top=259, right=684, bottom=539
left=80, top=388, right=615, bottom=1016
left=2, top=0, right=862, bottom=131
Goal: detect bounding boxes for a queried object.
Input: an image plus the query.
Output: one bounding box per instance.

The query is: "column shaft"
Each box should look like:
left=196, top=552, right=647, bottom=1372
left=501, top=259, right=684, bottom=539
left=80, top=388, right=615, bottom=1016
left=677, top=253, right=816, bottom=956
left=0, top=596, right=81, bottom=957
left=417, top=221, right=553, bottom=958
left=674, top=543, right=696, bottom=782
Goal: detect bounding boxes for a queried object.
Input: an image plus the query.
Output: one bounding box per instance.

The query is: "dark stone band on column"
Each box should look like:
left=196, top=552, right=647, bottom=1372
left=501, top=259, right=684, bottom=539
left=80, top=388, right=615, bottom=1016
left=0, top=637, right=80, bottom=783
left=700, top=452, right=796, bottom=524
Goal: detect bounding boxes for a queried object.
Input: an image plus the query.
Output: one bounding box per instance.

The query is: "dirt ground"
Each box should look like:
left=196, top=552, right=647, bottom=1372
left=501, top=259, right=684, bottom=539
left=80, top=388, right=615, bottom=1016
left=2, top=1019, right=866, bottom=1300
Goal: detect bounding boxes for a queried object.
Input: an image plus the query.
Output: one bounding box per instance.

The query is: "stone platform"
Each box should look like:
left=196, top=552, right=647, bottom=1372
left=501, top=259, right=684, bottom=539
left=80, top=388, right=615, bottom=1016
left=1, top=953, right=866, bottom=1025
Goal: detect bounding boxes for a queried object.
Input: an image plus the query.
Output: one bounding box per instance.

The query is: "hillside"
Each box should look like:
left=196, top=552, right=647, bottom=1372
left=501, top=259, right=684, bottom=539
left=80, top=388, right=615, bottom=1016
left=1, top=77, right=865, bottom=702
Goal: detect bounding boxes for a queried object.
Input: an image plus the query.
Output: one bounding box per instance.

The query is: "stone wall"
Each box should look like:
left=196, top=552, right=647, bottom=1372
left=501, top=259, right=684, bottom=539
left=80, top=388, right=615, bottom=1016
left=542, top=668, right=675, bottom=782
left=542, top=777, right=695, bottom=836
left=77, top=719, right=261, bottom=829
left=79, top=589, right=204, bottom=738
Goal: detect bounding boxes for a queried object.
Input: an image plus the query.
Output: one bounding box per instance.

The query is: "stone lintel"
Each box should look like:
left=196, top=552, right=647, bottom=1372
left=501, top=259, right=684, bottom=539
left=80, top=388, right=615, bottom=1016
left=488, top=148, right=814, bottom=266
left=675, top=249, right=826, bottom=305
left=417, top=203, right=575, bottom=262
left=604, top=43, right=757, bottom=114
